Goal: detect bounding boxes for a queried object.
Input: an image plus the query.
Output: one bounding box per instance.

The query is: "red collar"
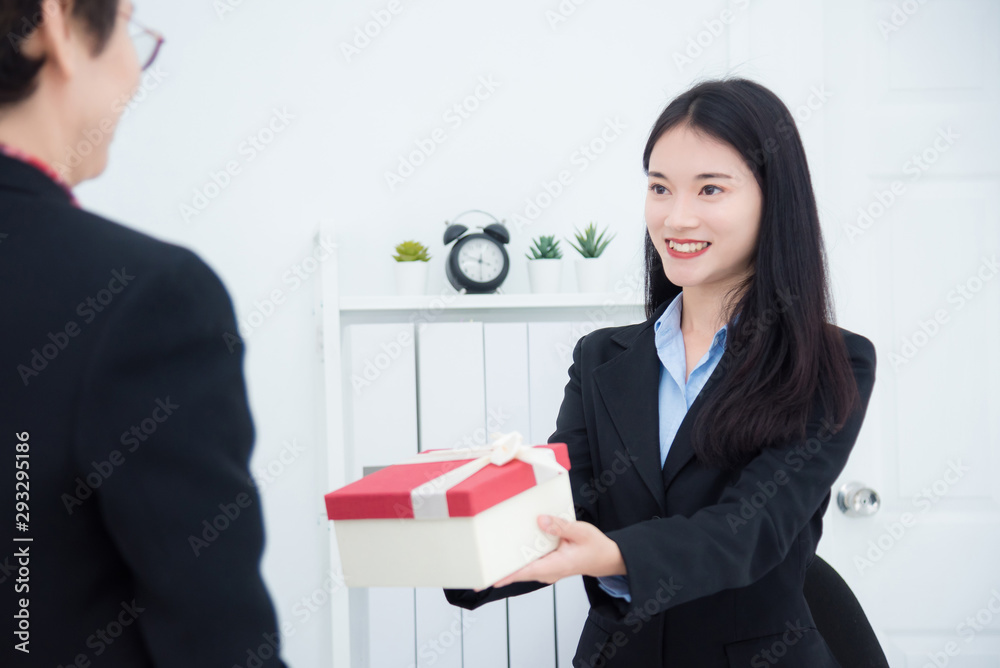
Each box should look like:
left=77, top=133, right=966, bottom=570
left=0, top=143, right=80, bottom=208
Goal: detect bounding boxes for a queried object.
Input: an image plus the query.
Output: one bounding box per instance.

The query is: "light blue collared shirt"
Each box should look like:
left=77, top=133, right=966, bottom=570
left=596, top=291, right=731, bottom=603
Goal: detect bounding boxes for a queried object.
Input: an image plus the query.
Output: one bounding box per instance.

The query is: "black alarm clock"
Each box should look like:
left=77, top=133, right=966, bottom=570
left=442, top=210, right=511, bottom=294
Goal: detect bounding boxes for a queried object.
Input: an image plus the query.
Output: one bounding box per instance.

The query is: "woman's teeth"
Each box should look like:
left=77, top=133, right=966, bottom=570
left=669, top=240, right=710, bottom=253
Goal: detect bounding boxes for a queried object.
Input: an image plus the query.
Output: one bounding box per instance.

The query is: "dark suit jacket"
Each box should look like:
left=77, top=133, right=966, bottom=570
left=446, top=300, right=877, bottom=667
left=0, top=153, right=286, bottom=666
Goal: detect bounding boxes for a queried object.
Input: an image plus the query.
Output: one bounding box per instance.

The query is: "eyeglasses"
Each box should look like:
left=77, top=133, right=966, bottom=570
left=120, top=7, right=164, bottom=71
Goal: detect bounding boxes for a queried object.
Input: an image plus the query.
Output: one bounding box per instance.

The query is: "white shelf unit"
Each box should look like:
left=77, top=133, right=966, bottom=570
left=338, top=292, right=646, bottom=312
left=321, top=244, right=648, bottom=668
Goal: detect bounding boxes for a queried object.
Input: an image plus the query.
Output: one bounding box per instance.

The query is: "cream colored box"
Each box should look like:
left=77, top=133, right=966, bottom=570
left=324, top=438, right=574, bottom=589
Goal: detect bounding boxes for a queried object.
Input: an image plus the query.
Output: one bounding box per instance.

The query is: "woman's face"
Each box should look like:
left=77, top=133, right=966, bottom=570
left=645, top=123, right=762, bottom=294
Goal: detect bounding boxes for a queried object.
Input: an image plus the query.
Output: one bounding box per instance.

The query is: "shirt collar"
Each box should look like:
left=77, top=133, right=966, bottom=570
left=653, top=290, right=737, bottom=353
left=0, top=143, right=80, bottom=208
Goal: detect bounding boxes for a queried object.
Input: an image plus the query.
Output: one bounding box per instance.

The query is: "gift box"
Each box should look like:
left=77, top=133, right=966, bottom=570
left=324, top=432, right=574, bottom=589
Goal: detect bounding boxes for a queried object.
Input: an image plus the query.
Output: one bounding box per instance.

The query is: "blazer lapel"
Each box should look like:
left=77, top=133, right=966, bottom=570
left=661, top=335, right=736, bottom=491
left=593, top=304, right=738, bottom=514
left=592, top=306, right=667, bottom=514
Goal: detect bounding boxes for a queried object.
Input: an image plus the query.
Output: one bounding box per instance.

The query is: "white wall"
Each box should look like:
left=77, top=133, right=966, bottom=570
left=76, top=1, right=869, bottom=666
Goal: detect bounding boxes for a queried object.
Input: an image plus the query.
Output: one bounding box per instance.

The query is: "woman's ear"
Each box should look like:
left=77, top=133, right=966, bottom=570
left=19, top=0, right=80, bottom=80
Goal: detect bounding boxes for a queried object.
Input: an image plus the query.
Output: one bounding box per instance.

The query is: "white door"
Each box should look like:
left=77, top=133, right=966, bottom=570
left=788, top=1, right=1000, bottom=666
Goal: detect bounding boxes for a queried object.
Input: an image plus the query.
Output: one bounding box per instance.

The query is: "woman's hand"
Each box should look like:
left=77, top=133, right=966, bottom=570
left=480, top=514, right=627, bottom=591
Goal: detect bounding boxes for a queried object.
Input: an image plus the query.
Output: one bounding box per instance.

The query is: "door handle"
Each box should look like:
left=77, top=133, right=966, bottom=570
left=837, top=481, right=880, bottom=517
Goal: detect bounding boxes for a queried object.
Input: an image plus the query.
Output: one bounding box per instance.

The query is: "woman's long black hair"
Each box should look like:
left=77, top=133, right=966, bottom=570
left=643, top=76, right=862, bottom=471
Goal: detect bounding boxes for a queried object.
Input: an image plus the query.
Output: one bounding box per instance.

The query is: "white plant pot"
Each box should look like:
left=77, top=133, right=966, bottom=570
left=575, top=257, right=609, bottom=293
left=527, top=258, right=562, bottom=294
left=394, top=261, right=429, bottom=296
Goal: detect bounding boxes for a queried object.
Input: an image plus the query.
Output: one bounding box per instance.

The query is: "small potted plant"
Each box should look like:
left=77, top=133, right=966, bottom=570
left=525, top=235, right=563, bottom=293
left=567, top=222, right=615, bottom=292
left=393, top=240, right=431, bottom=296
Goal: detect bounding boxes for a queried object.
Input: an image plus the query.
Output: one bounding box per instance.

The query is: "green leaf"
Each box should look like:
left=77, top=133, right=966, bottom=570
left=393, top=240, right=431, bottom=262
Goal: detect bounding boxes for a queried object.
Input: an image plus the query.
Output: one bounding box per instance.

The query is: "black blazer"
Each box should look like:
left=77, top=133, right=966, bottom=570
left=446, top=300, right=877, bottom=667
left=0, top=153, right=285, bottom=666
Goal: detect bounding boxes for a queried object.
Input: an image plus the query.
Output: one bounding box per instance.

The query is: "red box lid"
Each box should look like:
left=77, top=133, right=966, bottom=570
left=325, top=442, right=570, bottom=520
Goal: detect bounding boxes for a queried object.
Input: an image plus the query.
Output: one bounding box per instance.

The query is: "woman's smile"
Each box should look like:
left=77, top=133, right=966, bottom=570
left=666, top=239, right=712, bottom=258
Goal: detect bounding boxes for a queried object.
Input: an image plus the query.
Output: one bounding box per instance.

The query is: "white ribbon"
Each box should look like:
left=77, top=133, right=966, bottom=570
left=402, top=431, right=567, bottom=520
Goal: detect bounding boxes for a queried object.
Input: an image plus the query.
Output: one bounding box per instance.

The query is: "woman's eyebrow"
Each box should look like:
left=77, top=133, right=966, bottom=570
left=648, top=171, right=734, bottom=181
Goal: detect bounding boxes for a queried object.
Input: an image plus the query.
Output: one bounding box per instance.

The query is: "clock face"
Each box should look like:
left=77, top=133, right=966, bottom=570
left=456, top=237, right=505, bottom=283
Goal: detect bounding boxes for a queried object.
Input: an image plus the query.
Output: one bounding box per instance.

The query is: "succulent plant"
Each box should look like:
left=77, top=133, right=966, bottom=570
left=567, top=222, right=615, bottom=258
left=393, top=240, right=431, bottom=262
left=526, top=235, right=563, bottom=260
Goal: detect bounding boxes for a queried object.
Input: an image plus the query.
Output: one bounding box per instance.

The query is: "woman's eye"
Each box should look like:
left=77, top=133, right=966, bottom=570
left=648, top=184, right=722, bottom=195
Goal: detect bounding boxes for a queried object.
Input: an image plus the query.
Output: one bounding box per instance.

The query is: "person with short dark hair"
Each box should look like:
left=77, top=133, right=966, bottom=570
left=0, top=2, right=287, bottom=665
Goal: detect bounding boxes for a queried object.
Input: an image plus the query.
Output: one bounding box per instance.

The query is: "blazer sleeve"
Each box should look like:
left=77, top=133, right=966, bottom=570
left=445, top=334, right=598, bottom=610
left=74, top=250, right=286, bottom=667
left=603, top=333, right=877, bottom=616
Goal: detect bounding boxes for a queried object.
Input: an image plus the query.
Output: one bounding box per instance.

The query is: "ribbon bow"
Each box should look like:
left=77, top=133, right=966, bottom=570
left=401, top=431, right=567, bottom=519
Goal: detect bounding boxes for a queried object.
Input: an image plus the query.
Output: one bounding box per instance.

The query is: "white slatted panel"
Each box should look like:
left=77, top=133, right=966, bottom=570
left=554, top=578, right=590, bottom=668
left=416, top=321, right=487, bottom=451
left=343, top=323, right=419, bottom=667
left=415, top=322, right=487, bottom=668
left=484, top=322, right=556, bottom=668
left=528, top=322, right=591, bottom=667
left=343, top=317, right=640, bottom=667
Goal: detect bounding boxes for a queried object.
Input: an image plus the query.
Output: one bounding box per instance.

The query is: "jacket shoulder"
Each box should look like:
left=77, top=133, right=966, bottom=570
left=3, top=199, right=239, bottom=364
left=587, top=316, right=652, bottom=345
left=21, top=202, right=230, bottom=306
left=831, top=324, right=876, bottom=366
left=59, top=205, right=207, bottom=272
left=572, top=315, right=655, bottom=367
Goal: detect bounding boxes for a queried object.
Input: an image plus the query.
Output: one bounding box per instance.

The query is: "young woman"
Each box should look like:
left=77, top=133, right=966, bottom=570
left=445, top=77, right=877, bottom=667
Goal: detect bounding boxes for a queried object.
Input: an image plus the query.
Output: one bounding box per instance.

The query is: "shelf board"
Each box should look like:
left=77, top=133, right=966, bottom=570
left=338, top=292, right=645, bottom=312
